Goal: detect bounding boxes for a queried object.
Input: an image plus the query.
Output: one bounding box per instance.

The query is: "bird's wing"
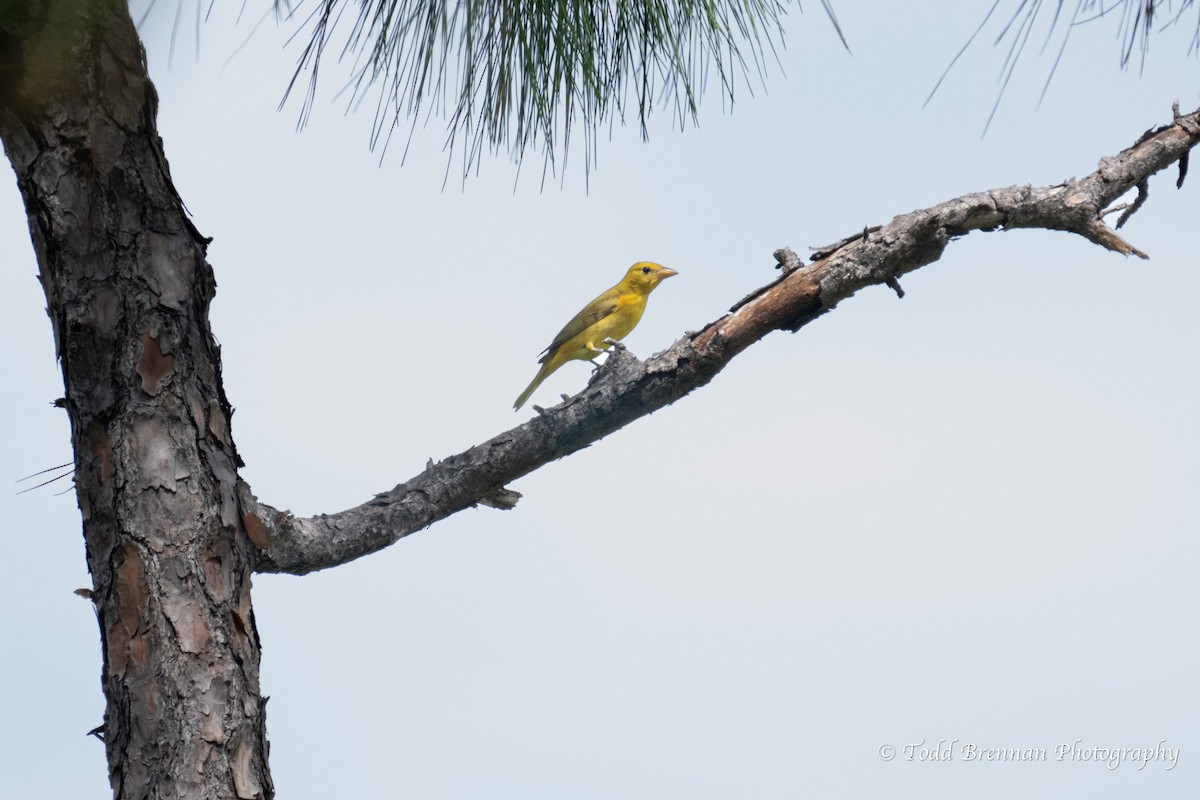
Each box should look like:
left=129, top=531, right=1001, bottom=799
left=539, top=290, right=621, bottom=360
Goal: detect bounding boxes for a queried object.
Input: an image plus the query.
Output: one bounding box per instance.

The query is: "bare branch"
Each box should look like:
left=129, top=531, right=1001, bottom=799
left=248, top=104, right=1200, bottom=576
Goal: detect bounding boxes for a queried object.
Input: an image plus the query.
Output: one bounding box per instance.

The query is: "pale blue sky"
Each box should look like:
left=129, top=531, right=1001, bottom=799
left=2, top=2, right=1197, bottom=797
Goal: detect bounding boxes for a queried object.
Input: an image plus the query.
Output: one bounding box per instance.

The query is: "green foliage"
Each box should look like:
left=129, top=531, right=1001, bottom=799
left=936, top=0, right=1200, bottom=132
left=280, top=0, right=843, bottom=175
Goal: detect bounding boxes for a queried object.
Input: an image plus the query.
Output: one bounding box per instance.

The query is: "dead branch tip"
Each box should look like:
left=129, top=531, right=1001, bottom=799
left=1114, top=179, right=1149, bottom=229
left=1086, top=221, right=1149, bottom=259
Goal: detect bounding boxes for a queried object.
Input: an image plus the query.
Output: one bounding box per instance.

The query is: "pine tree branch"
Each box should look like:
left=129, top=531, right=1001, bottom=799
left=279, top=0, right=846, bottom=172
left=247, top=103, right=1200, bottom=575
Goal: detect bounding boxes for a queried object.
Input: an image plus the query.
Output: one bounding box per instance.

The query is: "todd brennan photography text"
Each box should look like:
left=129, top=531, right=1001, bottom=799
left=877, top=738, right=1179, bottom=770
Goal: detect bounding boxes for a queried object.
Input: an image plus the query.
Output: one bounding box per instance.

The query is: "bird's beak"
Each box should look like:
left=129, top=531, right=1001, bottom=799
left=660, top=268, right=679, bottom=278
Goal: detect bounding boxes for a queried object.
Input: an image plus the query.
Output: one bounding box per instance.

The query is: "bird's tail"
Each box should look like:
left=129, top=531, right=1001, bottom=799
left=514, top=362, right=554, bottom=411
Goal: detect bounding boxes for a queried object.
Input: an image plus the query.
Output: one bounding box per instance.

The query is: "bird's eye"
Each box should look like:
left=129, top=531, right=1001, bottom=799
left=641, top=266, right=651, bottom=274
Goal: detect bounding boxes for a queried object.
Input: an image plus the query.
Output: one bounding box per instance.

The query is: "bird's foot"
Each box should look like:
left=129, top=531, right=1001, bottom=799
left=602, top=337, right=626, bottom=351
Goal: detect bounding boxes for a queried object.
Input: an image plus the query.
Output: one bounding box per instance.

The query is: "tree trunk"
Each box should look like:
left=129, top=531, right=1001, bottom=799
left=0, top=2, right=271, bottom=797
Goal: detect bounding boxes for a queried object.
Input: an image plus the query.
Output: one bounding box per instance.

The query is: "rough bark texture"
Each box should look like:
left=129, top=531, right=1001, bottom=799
left=0, top=2, right=271, bottom=798
left=245, top=105, right=1200, bottom=575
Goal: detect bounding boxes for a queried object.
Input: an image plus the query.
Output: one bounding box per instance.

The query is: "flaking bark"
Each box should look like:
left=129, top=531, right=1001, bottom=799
left=248, top=105, right=1200, bottom=575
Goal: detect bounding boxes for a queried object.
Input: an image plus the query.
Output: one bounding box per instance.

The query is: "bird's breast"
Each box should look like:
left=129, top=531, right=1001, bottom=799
left=604, top=294, right=647, bottom=341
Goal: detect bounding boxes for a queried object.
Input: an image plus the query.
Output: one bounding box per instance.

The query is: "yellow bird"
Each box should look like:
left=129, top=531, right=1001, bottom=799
left=514, top=261, right=678, bottom=410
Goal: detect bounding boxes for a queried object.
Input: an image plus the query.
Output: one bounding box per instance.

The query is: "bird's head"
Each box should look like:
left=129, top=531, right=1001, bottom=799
left=624, top=261, right=678, bottom=291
